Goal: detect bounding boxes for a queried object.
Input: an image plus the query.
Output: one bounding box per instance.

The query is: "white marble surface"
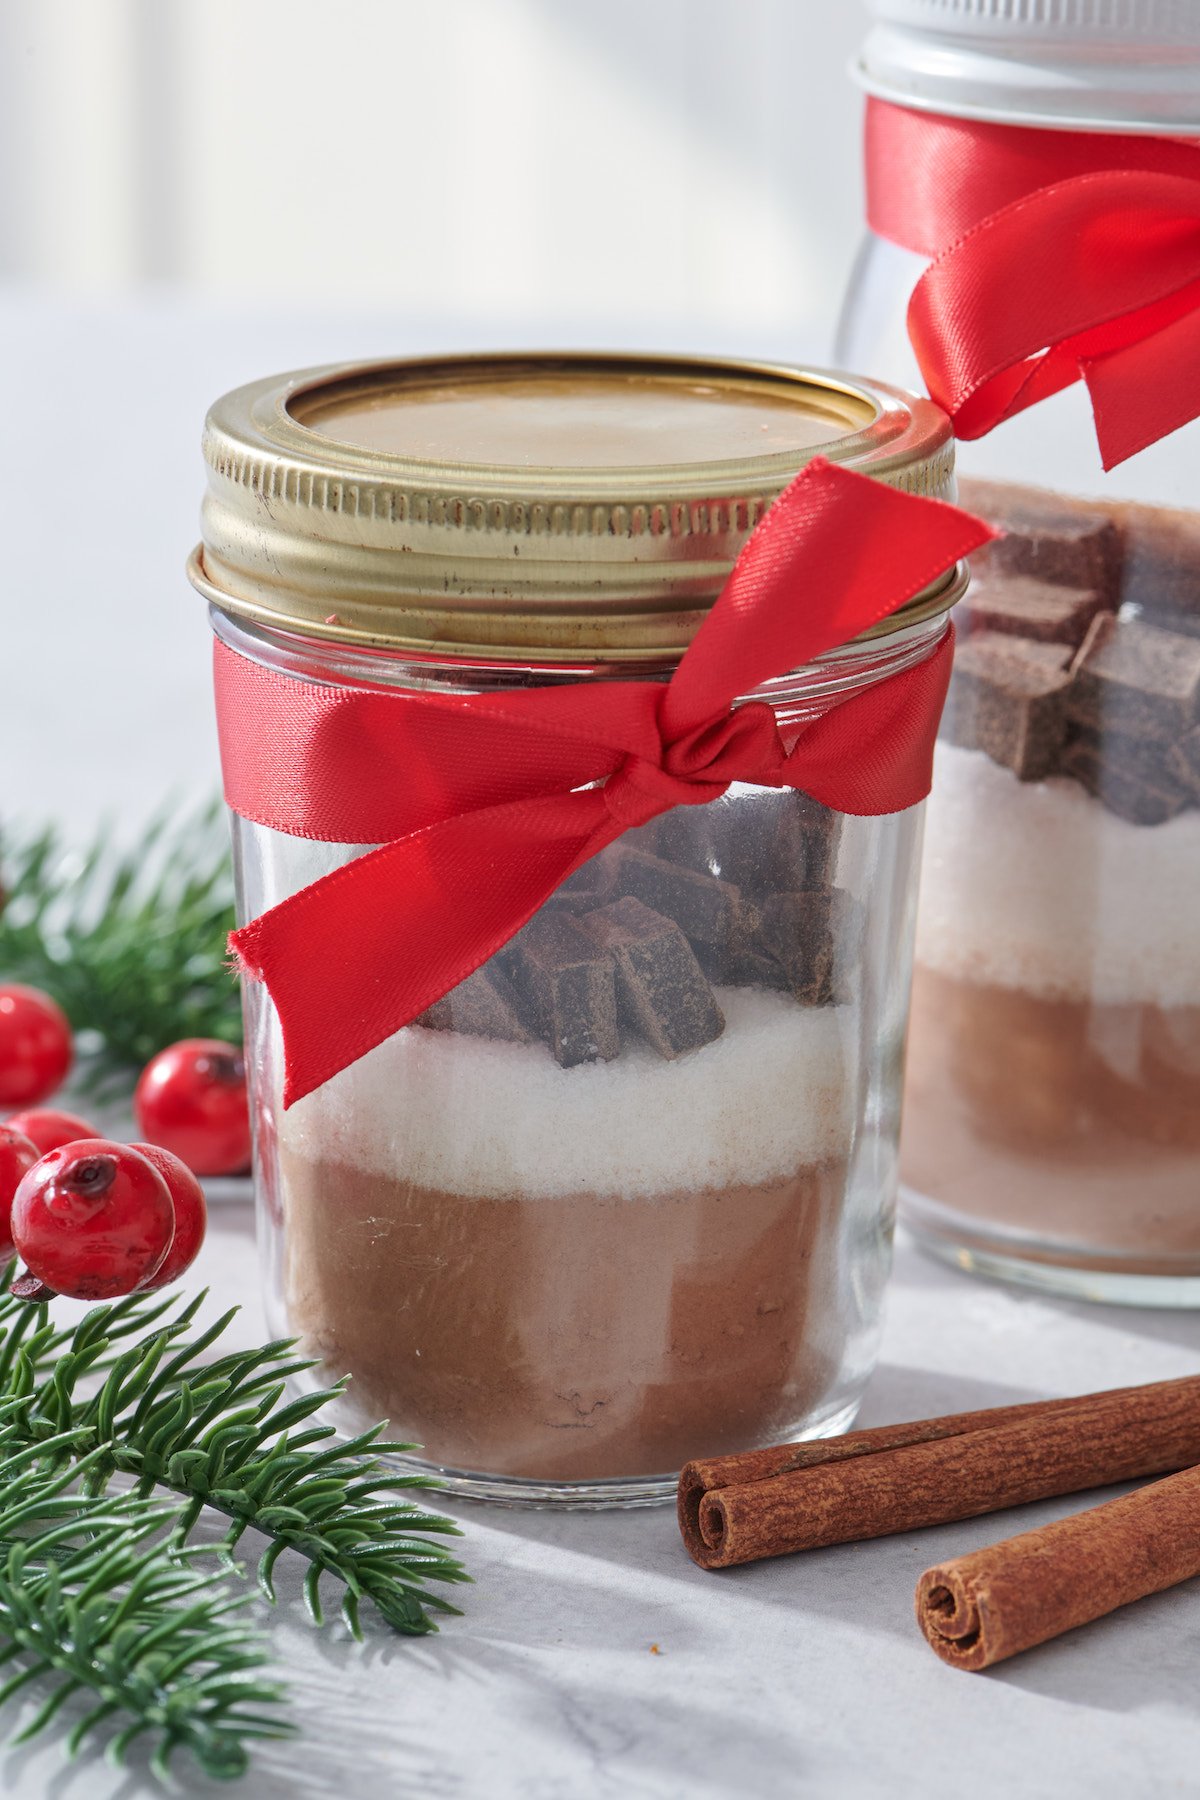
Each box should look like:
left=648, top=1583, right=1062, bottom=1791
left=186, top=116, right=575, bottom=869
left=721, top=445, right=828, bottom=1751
left=5, top=1212, right=1200, bottom=1800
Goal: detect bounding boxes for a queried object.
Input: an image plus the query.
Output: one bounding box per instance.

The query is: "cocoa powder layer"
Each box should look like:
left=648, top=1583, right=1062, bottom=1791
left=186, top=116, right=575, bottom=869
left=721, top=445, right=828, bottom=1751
left=278, top=1155, right=847, bottom=1481
left=903, top=966, right=1200, bottom=1270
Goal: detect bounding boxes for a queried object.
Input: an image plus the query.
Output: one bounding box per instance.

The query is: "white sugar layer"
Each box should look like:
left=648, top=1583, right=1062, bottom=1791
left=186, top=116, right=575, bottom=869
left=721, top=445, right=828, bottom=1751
left=917, top=742, right=1200, bottom=1005
left=279, top=987, right=857, bottom=1199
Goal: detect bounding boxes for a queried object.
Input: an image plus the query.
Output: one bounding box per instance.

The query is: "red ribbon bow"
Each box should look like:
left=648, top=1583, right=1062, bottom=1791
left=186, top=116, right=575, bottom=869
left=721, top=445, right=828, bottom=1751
left=216, top=457, right=993, bottom=1105
left=865, top=97, right=1200, bottom=469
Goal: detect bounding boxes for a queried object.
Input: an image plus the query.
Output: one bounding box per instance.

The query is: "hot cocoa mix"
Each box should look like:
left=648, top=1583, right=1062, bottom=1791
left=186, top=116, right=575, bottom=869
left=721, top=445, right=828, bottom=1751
left=279, top=1157, right=846, bottom=1480
left=275, top=793, right=863, bottom=1481
left=906, top=480, right=1200, bottom=1271
left=904, top=970, right=1200, bottom=1272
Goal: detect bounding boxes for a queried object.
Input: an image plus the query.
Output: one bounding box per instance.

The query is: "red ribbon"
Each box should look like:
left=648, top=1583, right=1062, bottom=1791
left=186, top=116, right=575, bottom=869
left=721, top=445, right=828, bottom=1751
left=216, top=458, right=993, bottom=1106
left=865, top=97, right=1200, bottom=469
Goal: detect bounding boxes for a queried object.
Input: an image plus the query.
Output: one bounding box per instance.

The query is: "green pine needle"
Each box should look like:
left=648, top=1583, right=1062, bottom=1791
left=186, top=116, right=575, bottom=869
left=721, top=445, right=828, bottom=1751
left=0, top=802, right=242, bottom=1099
left=0, top=1480, right=291, bottom=1782
left=0, top=1282, right=470, bottom=1780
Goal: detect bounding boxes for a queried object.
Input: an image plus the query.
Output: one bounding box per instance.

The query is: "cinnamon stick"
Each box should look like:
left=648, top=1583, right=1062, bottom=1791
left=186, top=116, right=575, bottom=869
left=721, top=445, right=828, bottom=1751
left=917, top=1462, right=1200, bottom=1670
left=678, top=1375, right=1200, bottom=1570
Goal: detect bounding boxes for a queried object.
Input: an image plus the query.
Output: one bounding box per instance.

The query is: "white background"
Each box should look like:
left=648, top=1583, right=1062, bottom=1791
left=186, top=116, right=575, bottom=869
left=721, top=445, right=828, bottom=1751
left=1, top=0, right=868, bottom=842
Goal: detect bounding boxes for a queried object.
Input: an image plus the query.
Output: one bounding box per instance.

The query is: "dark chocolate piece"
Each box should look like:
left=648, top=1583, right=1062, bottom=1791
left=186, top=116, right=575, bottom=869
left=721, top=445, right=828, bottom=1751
left=957, top=477, right=1122, bottom=600
left=693, top=895, right=792, bottom=992
left=1114, top=499, right=1200, bottom=634
left=756, top=889, right=859, bottom=1006
left=1167, top=726, right=1200, bottom=801
left=1067, top=614, right=1200, bottom=744
left=775, top=790, right=841, bottom=892
left=613, top=844, right=739, bottom=948
left=545, top=854, right=618, bottom=914
left=939, top=632, right=1072, bottom=780
left=505, top=912, right=619, bottom=1068
left=579, top=897, right=725, bottom=1059
left=649, top=791, right=840, bottom=897
left=1060, top=730, right=1190, bottom=826
left=959, top=576, right=1107, bottom=648
left=418, top=963, right=535, bottom=1044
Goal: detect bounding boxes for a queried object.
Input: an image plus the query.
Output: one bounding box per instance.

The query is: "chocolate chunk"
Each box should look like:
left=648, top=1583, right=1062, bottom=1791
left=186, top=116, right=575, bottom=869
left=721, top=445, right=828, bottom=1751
left=939, top=632, right=1072, bottom=780
left=958, top=477, right=1122, bottom=600
left=1167, top=726, right=1200, bottom=801
left=1060, top=730, right=1190, bottom=826
left=505, top=912, right=618, bottom=1067
left=579, top=897, right=724, bottom=1059
left=689, top=893, right=791, bottom=991
left=545, top=855, right=618, bottom=914
left=418, top=963, right=535, bottom=1044
left=1067, top=614, right=1200, bottom=744
left=1114, top=499, right=1200, bottom=634
left=650, top=792, right=840, bottom=897
left=775, top=790, right=841, bottom=892
left=613, top=844, right=739, bottom=948
left=756, top=889, right=859, bottom=1005
left=959, top=576, right=1107, bottom=648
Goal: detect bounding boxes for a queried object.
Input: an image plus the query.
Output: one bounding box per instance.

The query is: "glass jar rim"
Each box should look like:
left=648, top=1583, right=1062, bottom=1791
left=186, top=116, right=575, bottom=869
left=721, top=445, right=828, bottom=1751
left=208, top=596, right=958, bottom=720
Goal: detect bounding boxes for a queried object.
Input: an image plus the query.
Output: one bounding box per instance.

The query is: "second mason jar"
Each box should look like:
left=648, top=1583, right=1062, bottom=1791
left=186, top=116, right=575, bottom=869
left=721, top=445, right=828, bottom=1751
left=192, top=352, right=962, bottom=1503
left=838, top=1, right=1200, bottom=1304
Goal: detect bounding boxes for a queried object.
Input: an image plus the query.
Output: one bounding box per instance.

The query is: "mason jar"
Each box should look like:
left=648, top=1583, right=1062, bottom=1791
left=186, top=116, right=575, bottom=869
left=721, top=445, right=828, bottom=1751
left=191, top=351, right=965, bottom=1505
left=837, top=1, right=1200, bottom=1303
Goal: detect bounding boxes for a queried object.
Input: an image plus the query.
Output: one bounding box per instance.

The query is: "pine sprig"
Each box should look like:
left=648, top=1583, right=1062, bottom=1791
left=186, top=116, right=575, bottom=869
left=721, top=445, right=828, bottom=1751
left=0, top=1472, right=290, bottom=1782
left=0, top=1285, right=469, bottom=1778
left=0, top=803, right=242, bottom=1098
left=2, top=1287, right=469, bottom=1639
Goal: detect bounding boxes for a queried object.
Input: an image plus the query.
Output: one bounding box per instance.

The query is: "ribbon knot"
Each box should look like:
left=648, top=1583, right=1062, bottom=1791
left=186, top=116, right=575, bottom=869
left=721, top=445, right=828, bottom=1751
left=865, top=98, right=1200, bottom=470
left=603, top=700, right=783, bottom=827
left=662, top=700, right=783, bottom=787
left=216, top=457, right=993, bottom=1105
left=602, top=755, right=701, bottom=829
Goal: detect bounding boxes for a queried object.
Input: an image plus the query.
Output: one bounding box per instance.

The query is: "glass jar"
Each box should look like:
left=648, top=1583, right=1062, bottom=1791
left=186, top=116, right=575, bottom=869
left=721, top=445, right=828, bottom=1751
left=191, top=351, right=963, bottom=1505
left=838, top=2, right=1200, bottom=1303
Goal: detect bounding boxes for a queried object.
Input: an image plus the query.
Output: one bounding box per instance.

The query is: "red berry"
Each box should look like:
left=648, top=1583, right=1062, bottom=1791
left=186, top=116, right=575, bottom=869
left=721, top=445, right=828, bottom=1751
left=0, top=985, right=73, bottom=1107
left=11, top=1139, right=174, bottom=1301
left=134, top=1039, right=251, bottom=1177
left=5, top=1107, right=99, bottom=1157
left=0, top=1125, right=40, bottom=1263
left=131, top=1143, right=207, bottom=1286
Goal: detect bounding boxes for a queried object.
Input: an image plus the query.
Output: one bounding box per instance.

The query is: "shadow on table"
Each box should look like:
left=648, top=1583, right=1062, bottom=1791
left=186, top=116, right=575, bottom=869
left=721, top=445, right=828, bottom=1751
left=896, top=1235, right=1200, bottom=1356
left=983, top=1568, right=1200, bottom=1715
left=244, top=1558, right=812, bottom=1796
left=449, top=1366, right=1046, bottom=1584
left=0, top=1627, right=461, bottom=1800
left=1038, top=1295, right=1200, bottom=1356
left=855, top=1363, right=1041, bottom=1426
left=244, top=1661, right=465, bottom=1800
left=450, top=1642, right=818, bottom=1799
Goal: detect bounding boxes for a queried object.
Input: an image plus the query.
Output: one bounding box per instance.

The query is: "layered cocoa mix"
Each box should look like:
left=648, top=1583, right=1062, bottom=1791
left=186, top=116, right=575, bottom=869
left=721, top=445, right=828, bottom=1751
left=276, top=796, right=865, bottom=1481
left=904, top=480, right=1200, bottom=1271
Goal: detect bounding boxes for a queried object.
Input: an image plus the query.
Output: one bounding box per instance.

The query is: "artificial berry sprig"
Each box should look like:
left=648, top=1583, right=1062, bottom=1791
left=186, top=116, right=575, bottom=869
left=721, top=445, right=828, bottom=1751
left=0, top=983, right=72, bottom=1107
left=131, top=1142, right=208, bottom=1287
left=11, top=1140, right=177, bottom=1300
left=0, top=802, right=242, bottom=1103
left=4, top=1136, right=208, bottom=1302
left=6, top=1107, right=99, bottom=1155
left=0, top=1124, right=38, bottom=1262
left=135, top=1038, right=251, bottom=1177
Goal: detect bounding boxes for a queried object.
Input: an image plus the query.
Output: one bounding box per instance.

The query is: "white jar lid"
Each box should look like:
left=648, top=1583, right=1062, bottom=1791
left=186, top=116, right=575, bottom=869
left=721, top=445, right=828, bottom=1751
left=856, top=0, right=1200, bottom=134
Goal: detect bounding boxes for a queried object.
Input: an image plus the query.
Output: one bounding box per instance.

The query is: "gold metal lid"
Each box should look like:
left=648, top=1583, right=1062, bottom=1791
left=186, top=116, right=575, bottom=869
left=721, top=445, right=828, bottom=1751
left=190, top=351, right=958, bottom=662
